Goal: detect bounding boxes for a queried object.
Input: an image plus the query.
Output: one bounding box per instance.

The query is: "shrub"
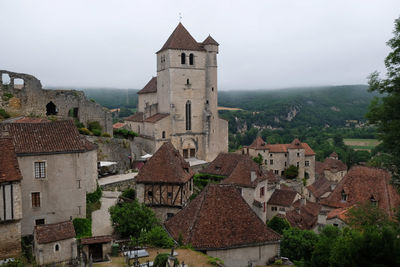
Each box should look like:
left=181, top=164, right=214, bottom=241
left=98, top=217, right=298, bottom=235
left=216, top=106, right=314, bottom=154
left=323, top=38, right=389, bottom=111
left=207, top=256, right=224, bottom=266
left=267, top=215, right=291, bottom=235
left=74, top=119, right=85, bottom=129
left=92, top=129, right=101, bottom=136
left=101, top=132, right=111, bottom=137
left=121, top=188, right=136, bottom=199
left=139, top=226, right=174, bottom=248
left=274, top=259, right=283, bottom=265
left=2, top=92, right=13, bottom=100
left=284, top=165, right=299, bottom=179
left=1, top=259, right=24, bottom=267
left=0, top=108, right=10, bottom=119
left=73, top=218, right=92, bottom=238
left=87, top=121, right=102, bottom=132
left=113, top=128, right=138, bottom=139
left=79, top=127, right=92, bottom=135
left=87, top=185, right=102, bottom=203
left=154, top=253, right=178, bottom=267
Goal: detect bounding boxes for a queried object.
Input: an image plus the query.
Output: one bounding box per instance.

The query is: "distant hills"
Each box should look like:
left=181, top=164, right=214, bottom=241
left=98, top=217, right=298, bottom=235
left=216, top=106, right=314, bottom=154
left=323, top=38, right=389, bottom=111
left=77, top=85, right=376, bottom=130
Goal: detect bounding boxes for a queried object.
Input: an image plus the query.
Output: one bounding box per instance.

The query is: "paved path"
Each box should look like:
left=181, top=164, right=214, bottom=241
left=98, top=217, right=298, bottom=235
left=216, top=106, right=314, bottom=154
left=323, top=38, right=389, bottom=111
left=98, top=173, right=137, bottom=186
left=92, top=191, right=120, bottom=236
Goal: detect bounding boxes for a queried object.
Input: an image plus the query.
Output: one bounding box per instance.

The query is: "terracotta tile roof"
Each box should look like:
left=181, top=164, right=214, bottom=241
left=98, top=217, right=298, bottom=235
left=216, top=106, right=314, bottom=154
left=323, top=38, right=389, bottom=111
left=202, top=35, right=219, bottom=46
left=199, top=153, right=250, bottom=177
left=326, top=207, right=350, bottom=221
left=265, top=170, right=280, bottom=183
left=135, top=142, right=193, bottom=184
left=81, top=235, right=112, bottom=245
left=0, top=138, right=22, bottom=183
left=246, top=137, right=315, bottom=156
left=286, top=200, right=321, bottom=230
left=320, top=166, right=400, bottom=217
left=14, top=117, right=50, bottom=123
left=165, top=184, right=281, bottom=249
left=307, top=177, right=334, bottom=199
left=321, top=157, right=347, bottom=172
left=143, top=113, right=169, bottom=123
left=125, top=112, right=144, bottom=122
left=113, top=122, right=126, bottom=129
left=1, top=120, right=97, bottom=156
left=330, top=152, right=338, bottom=159
left=158, top=23, right=206, bottom=53
left=267, top=189, right=299, bottom=207
left=220, top=157, right=265, bottom=188
left=35, top=221, right=76, bottom=244
left=248, top=136, right=267, bottom=150
left=137, top=77, right=157, bottom=94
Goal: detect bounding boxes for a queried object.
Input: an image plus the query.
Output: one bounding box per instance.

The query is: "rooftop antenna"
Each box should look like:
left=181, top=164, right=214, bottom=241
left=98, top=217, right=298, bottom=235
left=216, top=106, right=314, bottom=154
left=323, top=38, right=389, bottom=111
left=179, top=12, right=182, bottom=22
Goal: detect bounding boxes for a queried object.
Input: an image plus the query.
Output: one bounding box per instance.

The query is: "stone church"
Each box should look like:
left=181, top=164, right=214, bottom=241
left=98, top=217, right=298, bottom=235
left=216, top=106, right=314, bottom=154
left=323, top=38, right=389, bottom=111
left=126, top=23, right=228, bottom=162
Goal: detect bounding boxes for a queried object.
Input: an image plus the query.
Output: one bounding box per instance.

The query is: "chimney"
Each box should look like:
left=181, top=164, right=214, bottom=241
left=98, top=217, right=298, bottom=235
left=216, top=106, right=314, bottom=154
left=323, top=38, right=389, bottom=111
left=300, top=197, right=306, bottom=207
left=251, top=171, right=257, bottom=182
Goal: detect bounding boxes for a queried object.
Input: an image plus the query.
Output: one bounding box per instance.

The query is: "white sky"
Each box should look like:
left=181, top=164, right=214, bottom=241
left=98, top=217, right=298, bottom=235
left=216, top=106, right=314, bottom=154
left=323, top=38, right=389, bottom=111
left=1, top=0, right=399, bottom=90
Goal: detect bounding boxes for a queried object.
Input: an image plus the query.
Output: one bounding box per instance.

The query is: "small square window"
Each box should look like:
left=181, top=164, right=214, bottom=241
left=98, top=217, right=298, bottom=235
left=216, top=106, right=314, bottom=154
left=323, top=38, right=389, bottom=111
left=32, top=192, right=41, bottom=208
left=167, top=192, right=173, bottom=199
left=35, top=218, right=45, bottom=225
left=296, top=162, right=299, bottom=167
left=305, top=161, right=310, bottom=167
left=147, top=191, right=153, bottom=197
left=297, top=153, right=300, bottom=157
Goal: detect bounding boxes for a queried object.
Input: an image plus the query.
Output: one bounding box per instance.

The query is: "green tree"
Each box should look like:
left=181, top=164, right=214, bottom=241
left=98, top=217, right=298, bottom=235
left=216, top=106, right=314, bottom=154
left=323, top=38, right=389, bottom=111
left=139, top=226, right=174, bottom=248
left=367, top=16, right=400, bottom=189
left=346, top=202, right=391, bottom=231
left=252, top=153, right=263, bottom=166
left=281, top=228, right=318, bottom=265
left=267, top=215, right=290, bottom=235
left=310, top=225, right=340, bottom=267
left=109, top=200, right=158, bottom=238
left=284, top=165, right=298, bottom=179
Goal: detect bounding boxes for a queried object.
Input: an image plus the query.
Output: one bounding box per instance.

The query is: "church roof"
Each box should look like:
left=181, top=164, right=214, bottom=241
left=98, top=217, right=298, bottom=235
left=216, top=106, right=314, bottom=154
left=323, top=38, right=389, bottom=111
left=165, top=184, right=280, bottom=249
left=143, top=113, right=169, bottom=123
left=137, top=77, right=157, bottom=94
left=125, top=112, right=144, bottom=122
left=157, top=23, right=206, bottom=53
left=202, top=35, right=219, bottom=46
left=135, top=142, right=194, bottom=184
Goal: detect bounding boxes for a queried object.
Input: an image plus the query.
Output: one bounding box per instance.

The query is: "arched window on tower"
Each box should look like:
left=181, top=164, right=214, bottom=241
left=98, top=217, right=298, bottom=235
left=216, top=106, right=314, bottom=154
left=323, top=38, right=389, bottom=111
left=189, top=53, right=194, bottom=65
left=181, top=53, right=186, bottom=64
left=185, top=100, right=191, bottom=131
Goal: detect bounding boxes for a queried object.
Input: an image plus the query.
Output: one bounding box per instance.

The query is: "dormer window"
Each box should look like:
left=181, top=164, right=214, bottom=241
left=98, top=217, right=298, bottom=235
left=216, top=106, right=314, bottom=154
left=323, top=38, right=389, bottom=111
left=189, top=53, right=194, bottom=65
left=181, top=53, right=186, bottom=64
left=341, top=190, right=348, bottom=202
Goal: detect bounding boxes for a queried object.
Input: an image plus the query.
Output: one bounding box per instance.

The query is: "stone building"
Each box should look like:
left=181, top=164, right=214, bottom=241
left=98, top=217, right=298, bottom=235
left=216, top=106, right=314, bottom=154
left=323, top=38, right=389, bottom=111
left=135, top=142, right=194, bottom=222
left=126, top=23, right=228, bottom=162
left=266, top=188, right=301, bottom=221
left=315, top=152, right=347, bottom=182
left=241, top=136, right=316, bottom=183
left=165, top=184, right=281, bottom=267
left=0, top=120, right=98, bottom=236
left=0, top=70, right=113, bottom=135
left=0, top=138, right=23, bottom=259
left=33, top=221, right=77, bottom=265
left=80, top=236, right=113, bottom=263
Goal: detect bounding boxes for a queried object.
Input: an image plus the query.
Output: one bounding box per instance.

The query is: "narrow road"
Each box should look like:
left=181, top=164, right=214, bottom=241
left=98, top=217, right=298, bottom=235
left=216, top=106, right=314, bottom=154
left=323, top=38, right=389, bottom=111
left=91, top=191, right=120, bottom=236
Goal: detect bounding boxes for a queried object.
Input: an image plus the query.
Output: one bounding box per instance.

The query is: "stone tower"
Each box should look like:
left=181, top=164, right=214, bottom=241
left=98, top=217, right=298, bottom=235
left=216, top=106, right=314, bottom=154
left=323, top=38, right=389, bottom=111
left=127, top=23, right=228, bottom=162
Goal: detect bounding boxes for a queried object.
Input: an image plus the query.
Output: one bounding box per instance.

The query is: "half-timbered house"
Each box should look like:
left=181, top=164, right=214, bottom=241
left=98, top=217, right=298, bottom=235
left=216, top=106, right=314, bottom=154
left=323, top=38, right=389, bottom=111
left=135, top=142, right=194, bottom=222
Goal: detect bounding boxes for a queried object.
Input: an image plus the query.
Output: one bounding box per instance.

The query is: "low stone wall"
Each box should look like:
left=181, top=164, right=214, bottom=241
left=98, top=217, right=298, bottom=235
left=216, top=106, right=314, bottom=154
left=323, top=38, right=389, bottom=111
left=100, top=178, right=136, bottom=192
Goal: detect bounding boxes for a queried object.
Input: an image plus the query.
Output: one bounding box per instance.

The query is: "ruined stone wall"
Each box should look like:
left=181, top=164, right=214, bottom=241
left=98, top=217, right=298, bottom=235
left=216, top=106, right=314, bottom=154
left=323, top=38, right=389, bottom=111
left=0, top=221, right=21, bottom=259
left=0, top=70, right=112, bottom=135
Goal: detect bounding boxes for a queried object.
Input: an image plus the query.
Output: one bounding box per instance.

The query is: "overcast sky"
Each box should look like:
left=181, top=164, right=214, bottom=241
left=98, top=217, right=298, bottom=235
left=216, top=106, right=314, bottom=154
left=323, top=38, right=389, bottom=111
left=1, top=0, right=399, bottom=90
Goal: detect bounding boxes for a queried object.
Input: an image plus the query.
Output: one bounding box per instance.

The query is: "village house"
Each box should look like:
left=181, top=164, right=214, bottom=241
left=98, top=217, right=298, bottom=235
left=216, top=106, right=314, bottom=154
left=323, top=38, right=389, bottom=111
left=0, top=120, right=98, bottom=236
left=220, top=157, right=279, bottom=223
left=33, top=221, right=77, bottom=265
left=315, top=152, right=347, bottom=182
left=306, top=177, right=336, bottom=203
left=241, top=136, right=316, bottom=183
left=0, top=138, right=23, bottom=259
left=266, top=188, right=301, bottom=221
left=319, top=166, right=400, bottom=226
left=125, top=23, right=228, bottom=162
left=284, top=198, right=321, bottom=232
left=135, top=142, right=194, bottom=222
left=165, top=184, right=281, bottom=267
left=80, top=235, right=113, bottom=263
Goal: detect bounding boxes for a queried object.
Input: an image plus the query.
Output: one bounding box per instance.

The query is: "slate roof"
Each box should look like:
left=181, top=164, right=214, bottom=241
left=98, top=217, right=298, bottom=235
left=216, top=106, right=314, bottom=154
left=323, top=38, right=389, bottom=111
left=137, top=77, right=157, bottom=95
left=144, top=113, right=169, bottom=123
left=125, top=112, right=144, bottom=122
left=199, top=153, right=250, bottom=177
left=135, top=142, right=193, bottom=184
left=220, top=156, right=266, bottom=188
left=320, top=166, right=400, bottom=217
left=158, top=23, right=206, bottom=53
left=1, top=120, right=97, bottom=156
left=165, top=184, right=281, bottom=249
left=307, top=177, right=335, bottom=199
left=245, top=137, right=315, bottom=156
left=267, top=189, right=299, bottom=207
left=0, top=138, right=22, bottom=183
left=202, top=35, right=219, bottom=46
left=35, top=221, right=76, bottom=244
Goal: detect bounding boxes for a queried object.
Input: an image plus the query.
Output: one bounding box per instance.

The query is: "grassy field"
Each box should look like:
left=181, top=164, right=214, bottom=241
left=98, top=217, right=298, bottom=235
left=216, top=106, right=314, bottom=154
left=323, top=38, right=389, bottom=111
left=343, top=138, right=380, bottom=151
